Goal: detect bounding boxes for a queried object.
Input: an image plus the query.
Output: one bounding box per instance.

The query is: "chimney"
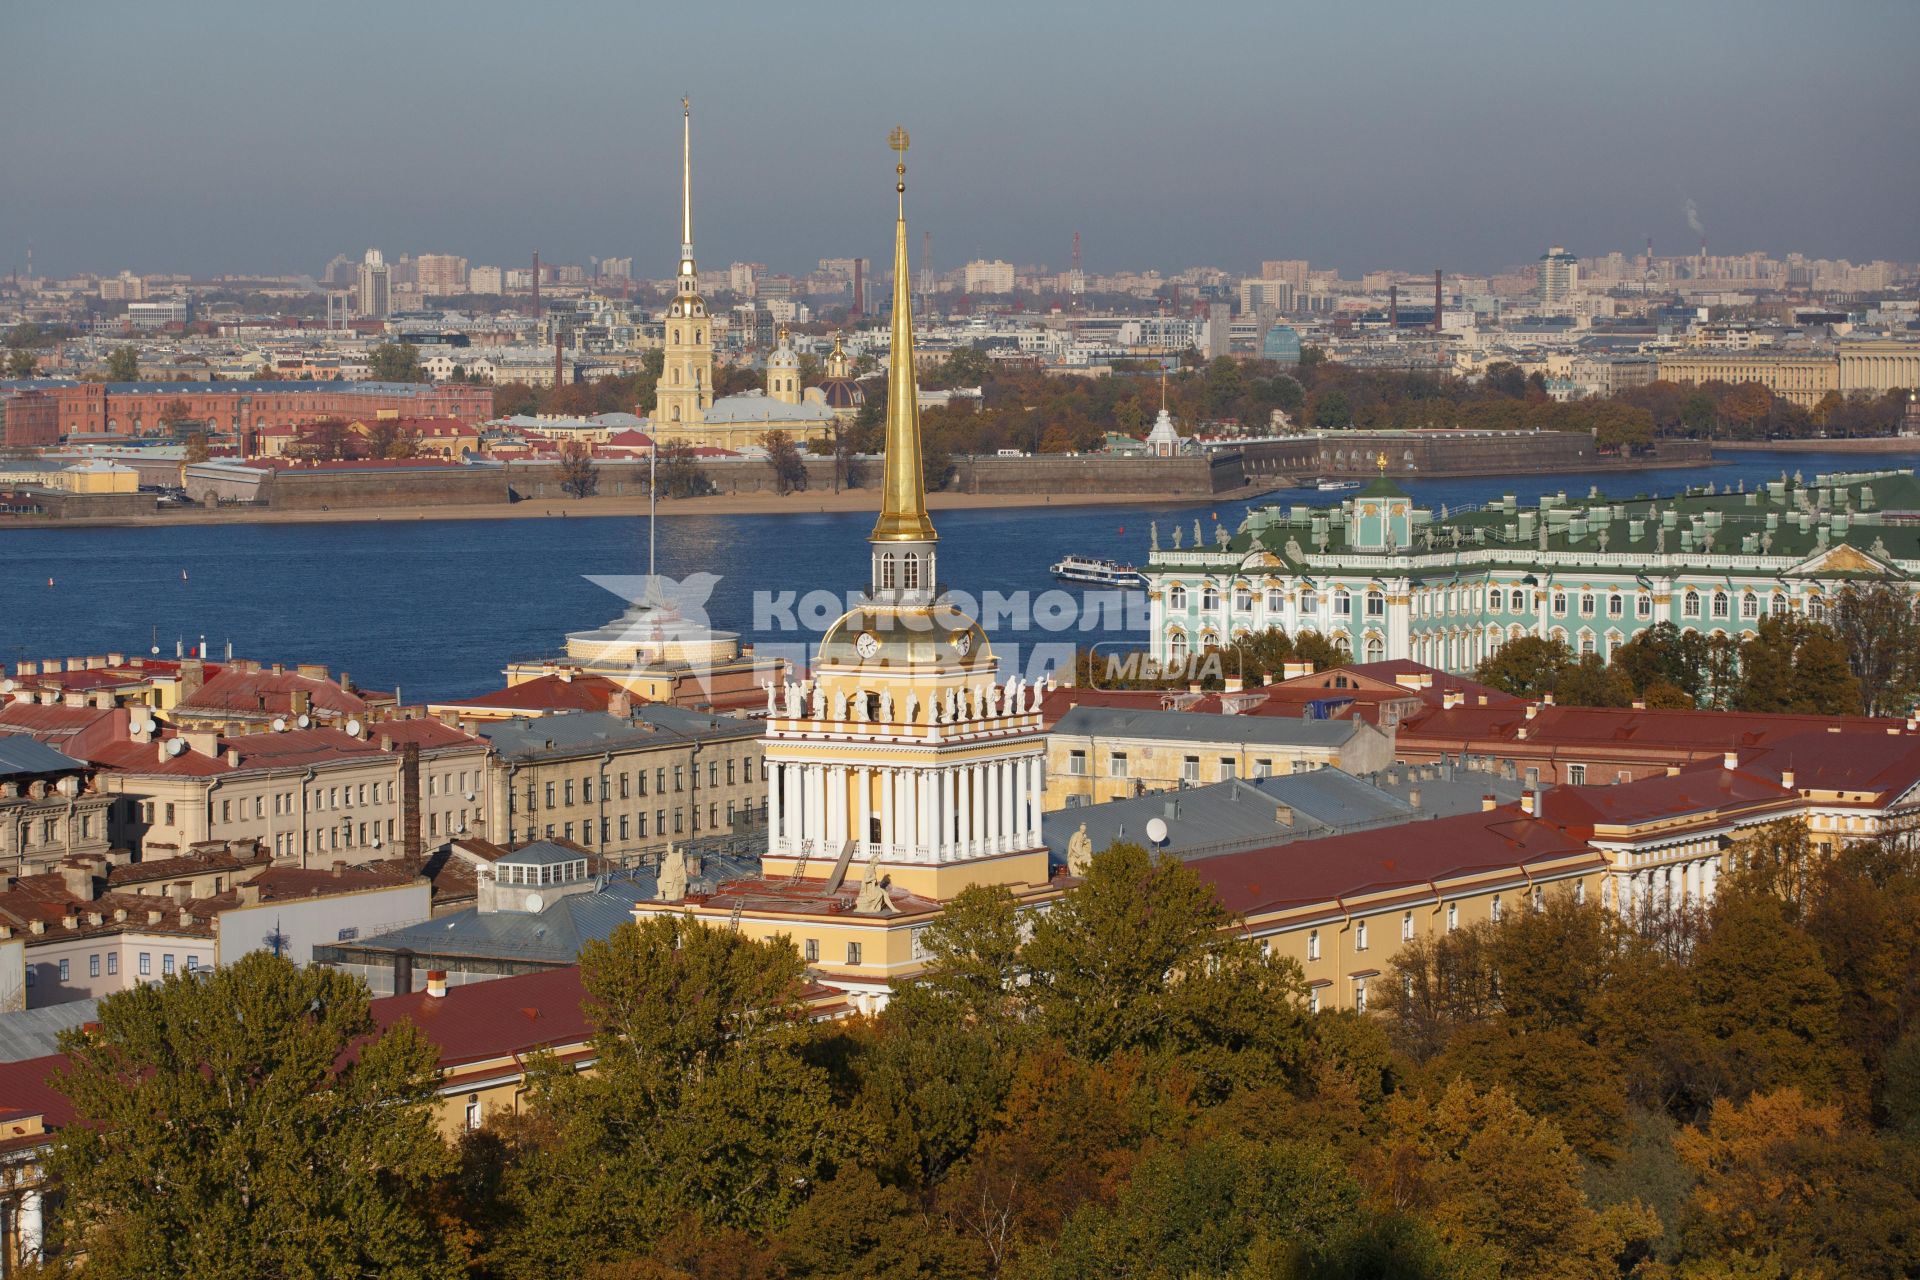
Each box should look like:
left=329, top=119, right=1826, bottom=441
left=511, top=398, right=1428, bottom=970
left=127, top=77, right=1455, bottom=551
left=607, top=690, right=633, bottom=719
left=1542, top=692, right=1555, bottom=706
left=1481, top=793, right=1497, bottom=812
left=1525, top=704, right=1538, bottom=720
left=1781, top=767, right=1796, bottom=790
left=238, top=882, right=262, bottom=906
left=60, top=864, right=97, bottom=901
left=331, top=860, right=347, bottom=878
left=146, top=909, right=163, bottom=925
left=1223, top=676, right=1244, bottom=694
left=1282, top=661, right=1313, bottom=681
left=1722, top=750, right=1738, bottom=770
left=426, top=970, right=448, bottom=999
left=401, top=742, right=423, bottom=869
left=1520, top=791, right=1536, bottom=816
left=1407, top=788, right=1421, bottom=809
left=168, top=881, right=193, bottom=906
left=1274, top=804, right=1293, bottom=828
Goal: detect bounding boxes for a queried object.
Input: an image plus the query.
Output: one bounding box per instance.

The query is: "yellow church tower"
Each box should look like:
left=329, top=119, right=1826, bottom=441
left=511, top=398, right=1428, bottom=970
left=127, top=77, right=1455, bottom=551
left=655, top=97, right=713, bottom=430
left=632, top=128, right=1060, bottom=1007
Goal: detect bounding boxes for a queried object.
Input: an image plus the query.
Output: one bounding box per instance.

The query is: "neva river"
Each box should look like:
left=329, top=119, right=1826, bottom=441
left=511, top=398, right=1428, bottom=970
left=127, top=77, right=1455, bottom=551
left=3, top=449, right=1915, bottom=702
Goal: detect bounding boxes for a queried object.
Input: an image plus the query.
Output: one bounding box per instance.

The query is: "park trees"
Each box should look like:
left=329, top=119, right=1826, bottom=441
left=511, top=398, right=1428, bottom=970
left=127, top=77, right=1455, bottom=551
left=557, top=438, right=599, bottom=498
left=104, top=346, right=140, bottom=381
left=367, top=340, right=424, bottom=383
left=761, top=428, right=807, bottom=494
left=47, top=952, right=460, bottom=1280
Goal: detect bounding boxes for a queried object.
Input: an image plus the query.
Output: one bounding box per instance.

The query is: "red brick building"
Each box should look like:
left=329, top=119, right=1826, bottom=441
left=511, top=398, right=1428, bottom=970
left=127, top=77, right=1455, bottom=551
left=0, top=390, right=60, bottom=448
left=1, top=380, right=492, bottom=440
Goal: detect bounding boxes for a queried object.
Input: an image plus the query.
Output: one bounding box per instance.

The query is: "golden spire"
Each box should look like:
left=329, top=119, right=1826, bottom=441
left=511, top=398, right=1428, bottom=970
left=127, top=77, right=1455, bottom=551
left=680, top=96, right=693, bottom=257
left=872, top=126, right=936, bottom=544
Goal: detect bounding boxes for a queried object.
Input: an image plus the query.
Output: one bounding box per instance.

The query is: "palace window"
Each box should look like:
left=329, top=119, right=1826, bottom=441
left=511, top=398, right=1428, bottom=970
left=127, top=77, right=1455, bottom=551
left=1684, top=591, right=1701, bottom=616
left=846, top=941, right=862, bottom=966
left=1568, top=763, right=1587, bottom=785
left=1490, top=894, right=1502, bottom=922
left=1712, top=592, right=1730, bottom=619
left=879, top=554, right=896, bottom=589
left=1552, top=592, right=1567, bottom=616
left=1182, top=755, right=1200, bottom=782
left=1168, top=585, right=1187, bottom=610
left=1234, top=587, right=1252, bottom=612
left=1333, top=590, right=1351, bottom=615
left=1201, top=584, right=1220, bottom=610
left=1300, top=590, right=1317, bottom=613
left=1355, top=920, right=1368, bottom=951
left=1109, top=752, right=1128, bottom=778
left=803, top=938, right=819, bottom=962
left=1266, top=588, right=1285, bottom=611
left=1353, top=978, right=1368, bottom=1013
left=1365, top=590, right=1385, bottom=617
left=1511, top=588, right=1528, bottom=613
left=1580, top=593, right=1596, bottom=616
left=1771, top=593, right=1787, bottom=615
left=1608, top=594, right=1624, bottom=617
left=1740, top=593, right=1758, bottom=619
left=1066, top=750, right=1088, bottom=776
left=1637, top=594, right=1653, bottom=619
left=902, top=555, right=921, bottom=590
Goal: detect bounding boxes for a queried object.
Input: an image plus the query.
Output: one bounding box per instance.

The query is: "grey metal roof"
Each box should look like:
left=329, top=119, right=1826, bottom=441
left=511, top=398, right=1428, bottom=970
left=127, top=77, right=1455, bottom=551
left=1356, top=760, right=1530, bottom=813
left=0, top=997, right=100, bottom=1063
left=0, top=737, right=85, bottom=777
left=1051, top=705, right=1367, bottom=748
left=478, top=707, right=759, bottom=762
left=496, top=840, right=591, bottom=868
left=1044, top=770, right=1412, bottom=866
left=339, top=852, right=762, bottom=966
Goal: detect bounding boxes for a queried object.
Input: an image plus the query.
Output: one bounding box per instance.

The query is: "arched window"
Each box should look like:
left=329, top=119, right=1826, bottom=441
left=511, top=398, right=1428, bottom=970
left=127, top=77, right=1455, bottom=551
left=1168, top=585, right=1187, bottom=611
left=1300, top=590, right=1317, bottom=613
left=1740, top=593, right=1758, bottom=619
left=1365, top=635, right=1385, bottom=662
left=1684, top=590, right=1701, bottom=616
left=1201, top=584, right=1220, bottom=610
left=880, top=554, right=896, bottom=590
left=1511, top=588, right=1527, bottom=612
left=1265, top=586, right=1285, bottom=611
left=672, top=328, right=680, bottom=344
left=1365, top=590, right=1385, bottom=617
left=1770, top=593, right=1787, bottom=615
left=1608, top=593, right=1624, bottom=617
left=902, top=555, right=920, bottom=590
left=1334, top=590, right=1352, bottom=615
left=1580, top=593, right=1596, bottom=616
left=1711, top=592, right=1729, bottom=619
left=1168, top=631, right=1189, bottom=664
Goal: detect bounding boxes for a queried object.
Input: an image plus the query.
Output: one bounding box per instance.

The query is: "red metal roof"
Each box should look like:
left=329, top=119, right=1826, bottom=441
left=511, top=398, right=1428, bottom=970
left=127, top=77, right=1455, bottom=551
left=443, top=674, right=628, bottom=714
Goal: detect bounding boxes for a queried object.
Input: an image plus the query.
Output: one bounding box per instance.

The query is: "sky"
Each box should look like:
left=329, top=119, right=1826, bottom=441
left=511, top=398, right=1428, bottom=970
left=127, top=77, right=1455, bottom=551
left=3, top=0, right=1917, bottom=282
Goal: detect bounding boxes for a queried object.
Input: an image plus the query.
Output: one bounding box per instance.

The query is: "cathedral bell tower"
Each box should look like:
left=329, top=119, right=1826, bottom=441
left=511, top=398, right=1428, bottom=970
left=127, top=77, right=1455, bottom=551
left=655, top=97, right=713, bottom=431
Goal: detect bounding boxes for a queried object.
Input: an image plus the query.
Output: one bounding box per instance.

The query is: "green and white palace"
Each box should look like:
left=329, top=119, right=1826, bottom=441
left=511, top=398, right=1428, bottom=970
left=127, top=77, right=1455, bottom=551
left=1145, top=466, right=1920, bottom=674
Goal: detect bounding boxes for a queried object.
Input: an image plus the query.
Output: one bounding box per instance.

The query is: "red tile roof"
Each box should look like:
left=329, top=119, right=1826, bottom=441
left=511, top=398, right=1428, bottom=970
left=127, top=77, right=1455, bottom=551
left=442, top=674, right=628, bottom=714
left=1398, top=702, right=1903, bottom=758
left=1194, top=804, right=1601, bottom=917
left=370, top=967, right=592, bottom=1068
left=177, top=668, right=369, bottom=719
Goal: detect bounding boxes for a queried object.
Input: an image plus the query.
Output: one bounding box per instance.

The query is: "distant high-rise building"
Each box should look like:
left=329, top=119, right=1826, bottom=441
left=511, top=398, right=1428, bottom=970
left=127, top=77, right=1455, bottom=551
left=599, top=257, right=633, bottom=280
left=1262, top=259, right=1310, bottom=288
left=468, top=265, right=504, bottom=295
left=357, top=249, right=391, bottom=319
left=414, top=253, right=468, bottom=297
left=963, top=259, right=1015, bottom=294
left=1538, top=245, right=1578, bottom=310
left=1205, top=301, right=1232, bottom=359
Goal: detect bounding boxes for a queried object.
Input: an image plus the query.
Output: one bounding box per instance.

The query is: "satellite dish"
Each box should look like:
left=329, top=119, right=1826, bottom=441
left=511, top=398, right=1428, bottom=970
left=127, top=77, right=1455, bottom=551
left=1145, top=817, right=1169, bottom=846
left=455, top=822, right=468, bottom=834
left=271, top=717, right=287, bottom=732
left=463, top=791, right=475, bottom=802
left=0, top=679, right=12, bottom=693
left=345, top=718, right=363, bottom=738
left=523, top=892, right=544, bottom=913
left=140, top=717, right=157, bottom=734
left=167, top=738, right=187, bottom=757
left=371, top=836, right=382, bottom=849
left=296, top=714, right=311, bottom=729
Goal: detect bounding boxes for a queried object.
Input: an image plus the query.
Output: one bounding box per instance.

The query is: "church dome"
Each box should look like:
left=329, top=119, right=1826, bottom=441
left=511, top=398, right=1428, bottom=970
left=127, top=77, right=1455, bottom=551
left=816, top=377, right=864, bottom=409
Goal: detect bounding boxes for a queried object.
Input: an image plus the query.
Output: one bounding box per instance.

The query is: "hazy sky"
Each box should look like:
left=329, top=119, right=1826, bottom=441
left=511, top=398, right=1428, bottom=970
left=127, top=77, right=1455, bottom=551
left=4, top=0, right=1916, bottom=281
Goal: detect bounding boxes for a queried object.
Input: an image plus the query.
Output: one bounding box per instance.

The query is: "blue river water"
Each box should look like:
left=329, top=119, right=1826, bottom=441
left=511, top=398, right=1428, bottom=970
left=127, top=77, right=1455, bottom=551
left=2, top=448, right=1914, bottom=702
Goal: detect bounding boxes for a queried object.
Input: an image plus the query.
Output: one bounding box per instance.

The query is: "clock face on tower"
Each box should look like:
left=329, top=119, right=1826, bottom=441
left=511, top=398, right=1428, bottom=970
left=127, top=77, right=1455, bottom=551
left=951, top=631, right=972, bottom=657
left=855, top=631, right=880, bottom=659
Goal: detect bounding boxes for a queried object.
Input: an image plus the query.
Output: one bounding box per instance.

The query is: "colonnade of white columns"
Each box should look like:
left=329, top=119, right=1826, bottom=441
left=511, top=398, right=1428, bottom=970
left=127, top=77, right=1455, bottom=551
left=1613, top=855, right=1720, bottom=918
left=766, top=755, right=1044, bottom=864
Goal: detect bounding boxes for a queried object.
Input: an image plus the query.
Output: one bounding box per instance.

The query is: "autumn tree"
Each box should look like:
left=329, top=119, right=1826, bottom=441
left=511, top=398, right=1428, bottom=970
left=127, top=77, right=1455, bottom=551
left=558, top=438, right=599, bottom=498
left=5, top=347, right=38, bottom=378
left=47, top=952, right=461, bottom=1280
left=1831, top=582, right=1920, bottom=716
left=1473, top=634, right=1574, bottom=699
left=369, top=340, right=424, bottom=382
left=762, top=429, right=807, bottom=495
left=653, top=440, right=710, bottom=498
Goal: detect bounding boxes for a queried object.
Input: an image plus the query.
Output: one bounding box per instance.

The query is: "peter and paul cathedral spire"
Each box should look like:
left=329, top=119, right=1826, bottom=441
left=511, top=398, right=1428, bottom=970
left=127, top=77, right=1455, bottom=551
left=656, top=96, right=712, bottom=430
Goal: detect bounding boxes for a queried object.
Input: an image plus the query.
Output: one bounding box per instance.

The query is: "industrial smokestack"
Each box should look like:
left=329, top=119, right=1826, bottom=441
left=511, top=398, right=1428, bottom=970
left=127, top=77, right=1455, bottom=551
left=401, top=742, right=422, bottom=869
left=1433, top=269, right=1443, bottom=331
left=1388, top=283, right=1398, bottom=329
left=554, top=333, right=563, bottom=387
left=531, top=249, right=542, bottom=317
left=850, top=258, right=863, bottom=322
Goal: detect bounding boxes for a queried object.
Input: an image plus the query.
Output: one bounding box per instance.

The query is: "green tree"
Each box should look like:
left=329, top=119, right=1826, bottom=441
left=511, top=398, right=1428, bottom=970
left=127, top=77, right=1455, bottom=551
left=1554, top=652, right=1635, bottom=707
left=1734, top=616, right=1861, bottom=715
left=4, top=347, right=35, bottom=378
left=490, top=917, right=844, bottom=1276
left=1022, top=842, right=1310, bottom=1098
left=1473, top=634, right=1574, bottom=699
left=1312, top=389, right=1352, bottom=428
left=762, top=428, right=807, bottom=495
left=47, top=952, right=460, bottom=1280
left=105, top=345, right=141, bottom=381
left=368, top=340, right=424, bottom=383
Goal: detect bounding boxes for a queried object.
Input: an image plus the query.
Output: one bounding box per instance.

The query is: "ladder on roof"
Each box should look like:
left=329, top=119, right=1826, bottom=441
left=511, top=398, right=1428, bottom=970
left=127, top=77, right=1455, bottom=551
left=787, top=837, right=815, bottom=885
left=727, top=901, right=744, bottom=932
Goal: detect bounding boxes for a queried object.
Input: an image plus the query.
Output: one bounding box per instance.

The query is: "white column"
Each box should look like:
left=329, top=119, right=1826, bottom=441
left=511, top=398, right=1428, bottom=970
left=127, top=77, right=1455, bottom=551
left=1003, top=760, right=1018, bottom=849
left=1025, top=755, right=1041, bottom=845
left=881, top=768, right=897, bottom=854
left=941, top=767, right=956, bottom=858
left=768, top=762, right=785, bottom=854
left=20, top=1188, right=44, bottom=1263
left=900, top=766, right=919, bottom=860
left=985, top=762, right=1000, bottom=853
left=917, top=772, right=933, bottom=857
left=855, top=767, right=871, bottom=856
left=830, top=765, right=848, bottom=850
left=971, top=764, right=987, bottom=856
left=810, top=765, right=826, bottom=852
left=1704, top=854, right=1719, bottom=903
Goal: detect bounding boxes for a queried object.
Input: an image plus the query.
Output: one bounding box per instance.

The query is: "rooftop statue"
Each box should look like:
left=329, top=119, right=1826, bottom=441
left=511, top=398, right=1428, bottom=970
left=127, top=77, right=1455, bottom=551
left=1066, top=823, right=1094, bottom=877
left=656, top=843, right=688, bottom=902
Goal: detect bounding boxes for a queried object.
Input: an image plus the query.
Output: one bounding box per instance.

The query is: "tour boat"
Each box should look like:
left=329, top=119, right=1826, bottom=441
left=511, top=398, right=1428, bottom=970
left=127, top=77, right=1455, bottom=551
left=1314, top=478, right=1361, bottom=492
left=1050, top=555, right=1147, bottom=589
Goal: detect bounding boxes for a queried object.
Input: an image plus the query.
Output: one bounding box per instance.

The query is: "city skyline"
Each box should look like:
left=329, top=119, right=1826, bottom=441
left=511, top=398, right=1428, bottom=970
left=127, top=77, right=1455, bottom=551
left=5, top=0, right=1918, bottom=280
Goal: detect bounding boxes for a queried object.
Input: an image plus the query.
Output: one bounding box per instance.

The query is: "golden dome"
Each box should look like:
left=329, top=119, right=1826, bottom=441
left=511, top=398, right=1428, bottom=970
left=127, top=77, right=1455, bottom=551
left=817, top=604, right=993, bottom=672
